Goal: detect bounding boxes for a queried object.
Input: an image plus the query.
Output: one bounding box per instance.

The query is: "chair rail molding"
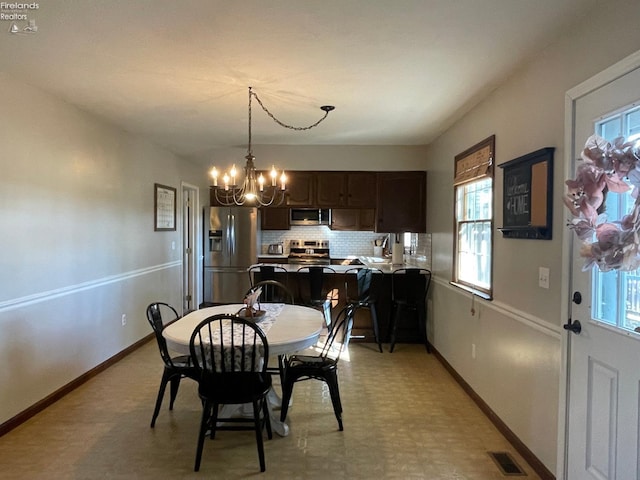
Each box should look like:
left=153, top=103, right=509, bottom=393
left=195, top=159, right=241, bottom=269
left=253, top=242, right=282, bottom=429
left=432, top=276, right=562, bottom=339
left=0, top=261, right=182, bottom=313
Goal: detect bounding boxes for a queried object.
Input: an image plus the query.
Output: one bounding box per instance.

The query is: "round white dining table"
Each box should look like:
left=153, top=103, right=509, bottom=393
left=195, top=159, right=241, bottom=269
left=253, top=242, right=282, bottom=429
left=163, top=303, right=324, bottom=356
left=162, top=303, right=324, bottom=437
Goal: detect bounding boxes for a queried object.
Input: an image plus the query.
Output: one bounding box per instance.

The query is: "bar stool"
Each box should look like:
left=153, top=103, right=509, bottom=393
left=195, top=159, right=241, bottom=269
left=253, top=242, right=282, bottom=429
left=248, top=264, right=288, bottom=289
left=344, top=267, right=383, bottom=352
left=295, top=266, right=337, bottom=328
left=388, top=268, right=432, bottom=353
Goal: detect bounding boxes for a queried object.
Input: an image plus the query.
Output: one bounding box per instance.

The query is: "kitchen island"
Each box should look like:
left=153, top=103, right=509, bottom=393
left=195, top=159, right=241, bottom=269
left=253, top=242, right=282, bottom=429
left=249, top=256, right=431, bottom=348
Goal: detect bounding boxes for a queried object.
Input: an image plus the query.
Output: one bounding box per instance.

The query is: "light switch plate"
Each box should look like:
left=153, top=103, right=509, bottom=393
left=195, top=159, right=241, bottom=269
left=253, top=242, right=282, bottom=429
left=538, top=267, right=550, bottom=289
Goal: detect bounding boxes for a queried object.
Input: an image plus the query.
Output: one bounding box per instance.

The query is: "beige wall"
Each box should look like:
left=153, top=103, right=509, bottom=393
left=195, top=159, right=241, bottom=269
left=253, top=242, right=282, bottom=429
left=0, top=74, right=209, bottom=424
left=425, top=0, right=640, bottom=474
left=193, top=144, right=428, bottom=172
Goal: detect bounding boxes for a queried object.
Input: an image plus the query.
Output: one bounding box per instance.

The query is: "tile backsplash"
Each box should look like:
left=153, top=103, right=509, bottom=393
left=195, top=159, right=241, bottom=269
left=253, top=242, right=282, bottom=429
left=261, top=226, right=431, bottom=264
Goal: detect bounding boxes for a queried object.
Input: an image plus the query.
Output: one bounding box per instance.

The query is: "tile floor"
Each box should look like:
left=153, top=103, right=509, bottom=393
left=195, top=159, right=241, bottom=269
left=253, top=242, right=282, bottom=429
left=0, top=341, right=541, bottom=479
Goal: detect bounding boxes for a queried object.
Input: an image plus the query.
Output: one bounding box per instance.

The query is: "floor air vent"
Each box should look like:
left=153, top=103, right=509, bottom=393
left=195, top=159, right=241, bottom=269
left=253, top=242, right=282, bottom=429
left=488, top=451, right=526, bottom=476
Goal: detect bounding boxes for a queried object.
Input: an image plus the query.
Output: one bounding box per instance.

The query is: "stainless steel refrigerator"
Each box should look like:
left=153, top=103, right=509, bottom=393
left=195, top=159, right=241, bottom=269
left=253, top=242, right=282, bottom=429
left=203, top=206, right=259, bottom=304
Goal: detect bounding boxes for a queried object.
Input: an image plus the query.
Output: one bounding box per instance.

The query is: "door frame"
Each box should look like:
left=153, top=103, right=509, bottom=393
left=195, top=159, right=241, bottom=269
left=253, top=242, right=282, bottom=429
left=558, top=49, right=640, bottom=479
left=181, top=182, right=201, bottom=312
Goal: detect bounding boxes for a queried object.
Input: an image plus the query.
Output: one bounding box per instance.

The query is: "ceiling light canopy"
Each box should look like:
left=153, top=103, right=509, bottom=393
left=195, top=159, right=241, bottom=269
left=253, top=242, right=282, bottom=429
left=210, top=87, right=335, bottom=207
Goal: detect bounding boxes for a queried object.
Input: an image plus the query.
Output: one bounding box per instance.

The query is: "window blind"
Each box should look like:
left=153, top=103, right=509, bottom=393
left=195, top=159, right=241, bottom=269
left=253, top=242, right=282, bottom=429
left=454, top=142, right=493, bottom=185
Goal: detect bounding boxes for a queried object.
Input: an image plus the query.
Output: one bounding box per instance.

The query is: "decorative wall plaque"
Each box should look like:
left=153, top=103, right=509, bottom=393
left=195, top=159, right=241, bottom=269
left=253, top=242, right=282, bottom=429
left=498, top=148, right=554, bottom=239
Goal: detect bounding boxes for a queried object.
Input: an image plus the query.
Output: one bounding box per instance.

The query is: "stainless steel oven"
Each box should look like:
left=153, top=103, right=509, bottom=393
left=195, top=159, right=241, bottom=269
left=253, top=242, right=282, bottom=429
left=287, top=239, right=331, bottom=265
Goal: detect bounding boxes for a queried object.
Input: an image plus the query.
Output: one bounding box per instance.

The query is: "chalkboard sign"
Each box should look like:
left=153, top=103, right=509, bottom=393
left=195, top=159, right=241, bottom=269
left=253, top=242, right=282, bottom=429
left=498, top=147, right=554, bottom=239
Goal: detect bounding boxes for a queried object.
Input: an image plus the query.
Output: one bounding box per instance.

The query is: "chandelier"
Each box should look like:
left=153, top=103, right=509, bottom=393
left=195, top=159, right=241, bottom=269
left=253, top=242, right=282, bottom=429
left=210, top=87, right=335, bottom=207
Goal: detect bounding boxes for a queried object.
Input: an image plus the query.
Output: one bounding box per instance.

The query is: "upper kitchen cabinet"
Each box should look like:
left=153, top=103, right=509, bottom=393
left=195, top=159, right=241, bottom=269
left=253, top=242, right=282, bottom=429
left=330, top=208, right=375, bottom=231
left=260, top=207, right=290, bottom=230
left=346, top=172, right=377, bottom=207
left=286, top=171, right=315, bottom=206
left=316, top=172, right=347, bottom=207
left=376, top=171, right=426, bottom=233
left=316, top=171, right=377, bottom=208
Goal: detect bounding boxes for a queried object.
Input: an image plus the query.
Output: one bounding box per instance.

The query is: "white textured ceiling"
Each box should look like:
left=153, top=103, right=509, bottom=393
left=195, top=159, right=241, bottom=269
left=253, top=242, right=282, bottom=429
left=1, top=0, right=596, bottom=161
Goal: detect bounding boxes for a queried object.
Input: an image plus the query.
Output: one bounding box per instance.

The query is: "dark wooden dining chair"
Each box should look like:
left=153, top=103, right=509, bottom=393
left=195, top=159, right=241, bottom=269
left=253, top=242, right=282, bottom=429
left=145, top=302, right=198, bottom=428
left=344, top=267, right=384, bottom=352
left=189, top=313, right=273, bottom=472
left=279, top=304, right=355, bottom=431
left=388, top=268, right=432, bottom=353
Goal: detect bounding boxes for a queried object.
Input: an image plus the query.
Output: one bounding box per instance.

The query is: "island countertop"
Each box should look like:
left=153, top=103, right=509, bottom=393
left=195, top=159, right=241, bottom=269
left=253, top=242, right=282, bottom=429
left=250, top=255, right=430, bottom=273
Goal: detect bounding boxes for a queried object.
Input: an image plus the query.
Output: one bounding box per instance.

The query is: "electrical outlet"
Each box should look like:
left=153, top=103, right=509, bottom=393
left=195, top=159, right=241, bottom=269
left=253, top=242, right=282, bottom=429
left=121, top=314, right=127, bottom=326
left=538, top=267, right=550, bottom=289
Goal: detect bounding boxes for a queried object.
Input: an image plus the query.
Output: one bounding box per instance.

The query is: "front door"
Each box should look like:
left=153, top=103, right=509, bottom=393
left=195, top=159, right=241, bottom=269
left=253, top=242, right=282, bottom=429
left=566, top=57, right=640, bottom=478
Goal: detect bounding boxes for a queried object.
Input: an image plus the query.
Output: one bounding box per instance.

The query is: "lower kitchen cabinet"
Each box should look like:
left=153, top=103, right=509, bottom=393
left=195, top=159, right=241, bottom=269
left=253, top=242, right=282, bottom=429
left=248, top=268, right=423, bottom=345
left=338, top=272, right=423, bottom=344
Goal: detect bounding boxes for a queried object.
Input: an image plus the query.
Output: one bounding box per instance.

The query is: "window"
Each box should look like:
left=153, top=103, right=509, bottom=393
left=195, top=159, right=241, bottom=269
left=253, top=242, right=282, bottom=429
left=452, top=136, right=495, bottom=298
left=403, top=232, right=417, bottom=254
left=592, top=105, right=640, bottom=332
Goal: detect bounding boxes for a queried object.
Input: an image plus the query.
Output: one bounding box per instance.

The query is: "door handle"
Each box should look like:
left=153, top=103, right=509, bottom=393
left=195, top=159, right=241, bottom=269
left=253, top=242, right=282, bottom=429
left=563, top=319, right=582, bottom=335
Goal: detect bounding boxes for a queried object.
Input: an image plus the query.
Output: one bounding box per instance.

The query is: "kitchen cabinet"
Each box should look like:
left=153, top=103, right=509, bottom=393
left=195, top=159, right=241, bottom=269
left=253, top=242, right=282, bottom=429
left=316, top=172, right=377, bottom=208
left=346, top=172, right=377, bottom=207
left=209, top=188, right=225, bottom=206
left=255, top=169, right=426, bottom=233
left=281, top=269, right=424, bottom=344
left=359, top=208, right=376, bottom=230
left=376, top=171, right=426, bottom=233
left=331, top=208, right=375, bottom=231
left=286, top=171, right=315, bottom=206
left=257, top=256, right=288, bottom=264
left=316, top=172, right=347, bottom=207
left=330, top=209, right=358, bottom=230
left=260, top=207, right=290, bottom=230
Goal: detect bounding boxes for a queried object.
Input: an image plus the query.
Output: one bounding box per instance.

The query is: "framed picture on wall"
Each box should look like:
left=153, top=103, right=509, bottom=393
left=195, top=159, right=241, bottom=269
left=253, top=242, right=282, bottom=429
left=154, top=183, right=176, bottom=231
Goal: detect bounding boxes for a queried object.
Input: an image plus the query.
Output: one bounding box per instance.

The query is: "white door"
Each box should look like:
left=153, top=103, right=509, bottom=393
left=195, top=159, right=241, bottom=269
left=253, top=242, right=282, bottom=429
left=566, top=59, right=640, bottom=479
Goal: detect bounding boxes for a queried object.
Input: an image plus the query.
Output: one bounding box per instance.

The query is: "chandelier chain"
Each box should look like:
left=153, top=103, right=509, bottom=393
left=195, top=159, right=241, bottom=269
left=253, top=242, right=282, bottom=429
left=250, top=90, right=331, bottom=131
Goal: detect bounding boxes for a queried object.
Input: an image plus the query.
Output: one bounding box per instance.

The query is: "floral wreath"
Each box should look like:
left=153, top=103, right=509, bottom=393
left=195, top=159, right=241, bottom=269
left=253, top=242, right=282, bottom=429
left=564, top=134, right=640, bottom=271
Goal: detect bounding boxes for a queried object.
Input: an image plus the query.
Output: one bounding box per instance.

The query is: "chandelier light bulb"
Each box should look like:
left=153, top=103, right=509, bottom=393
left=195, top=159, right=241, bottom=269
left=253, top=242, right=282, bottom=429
left=280, top=171, right=287, bottom=190
left=270, top=165, right=278, bottom=187
left=210, top=167, right=218, bottom=187
left=258, top=174, right=265, bottom=191
left=229, top=164, right=237, bottom=186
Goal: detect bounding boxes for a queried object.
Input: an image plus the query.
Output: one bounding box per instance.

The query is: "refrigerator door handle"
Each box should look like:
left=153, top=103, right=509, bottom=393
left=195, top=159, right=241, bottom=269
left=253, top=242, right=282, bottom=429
left=229, top=213, right=236, bottom=257
left=225, top=213, right=231, bottom=257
